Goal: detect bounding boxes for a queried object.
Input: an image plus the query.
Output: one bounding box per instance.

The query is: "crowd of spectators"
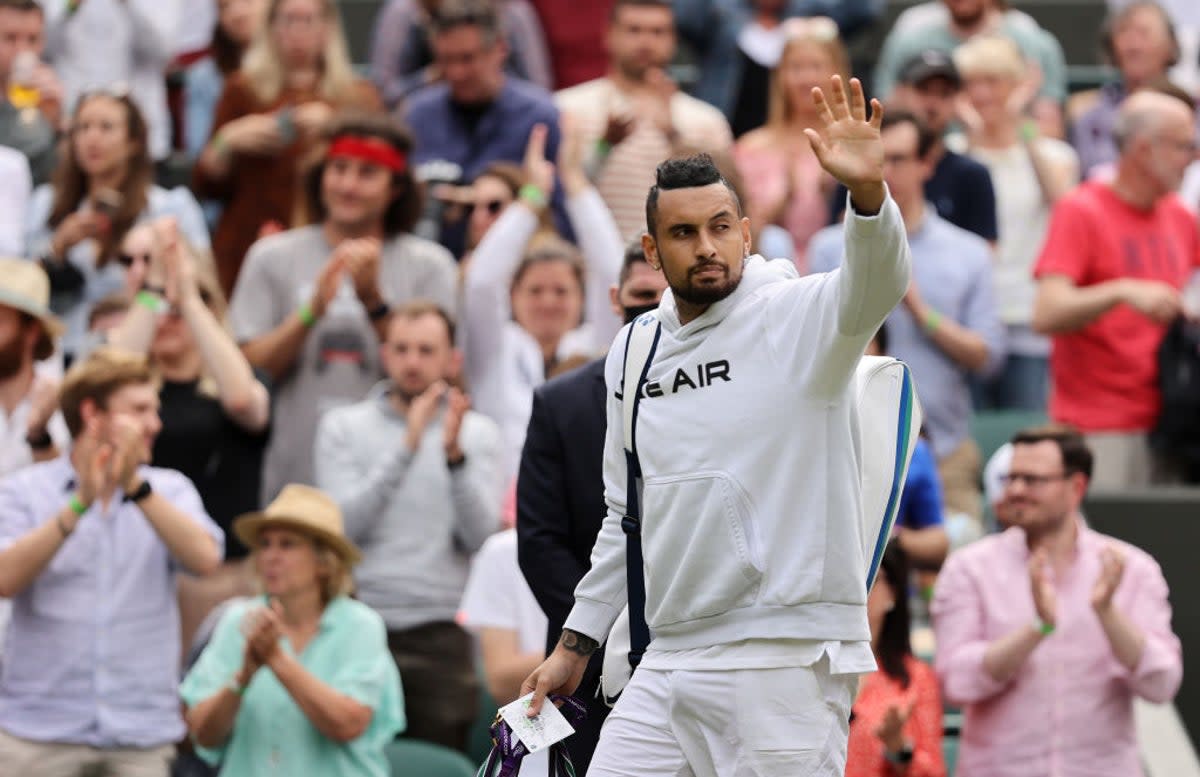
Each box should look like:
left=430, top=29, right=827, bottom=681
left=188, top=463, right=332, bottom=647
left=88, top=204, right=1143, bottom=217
left=0, top=0, right=1195, bottom=774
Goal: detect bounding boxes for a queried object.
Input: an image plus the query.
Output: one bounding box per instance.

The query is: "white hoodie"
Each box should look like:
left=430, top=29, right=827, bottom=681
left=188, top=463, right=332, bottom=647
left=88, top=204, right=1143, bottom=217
left=563, top=194, right=911, bottom=651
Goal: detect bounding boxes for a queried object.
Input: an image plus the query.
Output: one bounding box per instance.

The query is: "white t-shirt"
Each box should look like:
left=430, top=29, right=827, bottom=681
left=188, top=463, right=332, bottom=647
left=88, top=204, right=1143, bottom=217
left=460, top=529, right=550, bottom=772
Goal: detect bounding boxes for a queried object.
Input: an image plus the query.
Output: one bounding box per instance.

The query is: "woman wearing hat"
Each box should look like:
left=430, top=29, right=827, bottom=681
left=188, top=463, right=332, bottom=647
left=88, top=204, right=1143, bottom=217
left=180, top=484, right=405, bottom=777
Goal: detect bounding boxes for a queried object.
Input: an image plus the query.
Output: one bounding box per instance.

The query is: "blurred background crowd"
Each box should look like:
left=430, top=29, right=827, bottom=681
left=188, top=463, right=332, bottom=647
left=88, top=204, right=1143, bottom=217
left=0, top=0, right=1198, bottom=775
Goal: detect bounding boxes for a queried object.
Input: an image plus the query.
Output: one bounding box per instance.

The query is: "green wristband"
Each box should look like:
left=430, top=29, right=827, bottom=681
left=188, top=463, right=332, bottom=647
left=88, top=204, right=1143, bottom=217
left=297, top=302, right=318, bottom=328
left=1034, top=617, right=1055, bottom=636
left=594, top=138, right=612, bottom=157
left=1020, top=120, right=1038, bottom=143
left=923, top=309, right=942, bottom=334
left=134, top=290, right=164, bottom=313
left=68, top=494, right=89, bottom=517
left=518, top=184, right=548, bottom=210
left=211, top=132, right=230, bottom=156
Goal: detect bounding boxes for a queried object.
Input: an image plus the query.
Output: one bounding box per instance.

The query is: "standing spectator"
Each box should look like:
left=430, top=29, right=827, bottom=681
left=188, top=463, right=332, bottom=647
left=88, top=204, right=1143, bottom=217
left=26, top=91, right=209, bottom=362
left=180, top=485, right=406, bottom=777
left=1072, top=2, right=1181, bottom=179
left=516, top=239, right=667, bottom=773
left=41, top=0, right=180, bottom=162
left=230, top=114, right=456, bottom=503
left=879, top=49, right=998, bottom=242
left=1032, top=91, right=1199, bottom=488
left=405, top=0, right=565, bottom=257
left=955, top=35, right=1078, bottom=411
left=183, top=0, right=268, bottom=160
left=314, top=303, right=504, bottom=751
left=556, top=0, right=732, bottom=240
left=734, top=17, right=845, bottom=269
left=105, top=220, right=271, bottom=654
left=369, top=0, right=552, bottom=110
left=0, top=347, right=223, bottom=777
left=193, top=0, right=382, bottom=297
left=676, top=0, right=882, bottom=130
left=0, top=0, right=62, bottom=185
left=464, top=124, right=622, bottom=478
left=527, top=0, right=612, bottom=89
left=932, top=427, right=1182, bottom=777
left=810, top=110, right=1004, bottom=534
left=846, top=540, right=945, bottom=777
left=873, top=0, right=1068, bottom=139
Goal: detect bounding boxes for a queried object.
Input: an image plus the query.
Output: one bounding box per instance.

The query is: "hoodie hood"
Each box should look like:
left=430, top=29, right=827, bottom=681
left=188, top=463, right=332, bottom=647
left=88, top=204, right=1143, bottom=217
left=656, top=255, right=798, bottom=339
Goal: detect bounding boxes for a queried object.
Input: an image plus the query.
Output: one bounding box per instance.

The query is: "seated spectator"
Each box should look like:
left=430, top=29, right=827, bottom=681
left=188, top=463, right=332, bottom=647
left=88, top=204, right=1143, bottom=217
left=0, top=0, right=61, bottom=185
left=315, top=303, right=503, bottom=750
left=460, top=527, right=550, bottom=772
left=405, top=0, right=565, bottom=256
left=0, top=347, right=223, bottom=777
left=105, top=219, right=270, bottom=653
left=193, top=0, right=382, bottom=297
left=25, top=91, right=209, bottom=362
left=230, top=112, right=456, bottom=504
left=181, top=484, right=405, bottom=777
left=734, top=17, right=844, bottom=270
left=464, top=124, right=622, bottom=478
left=865, top=325, right=949, bottom=569
left=676, top=0, right=881, bottom=133
left=1032, top=91, right=1199, bottom=488
left=41, top=0, right=179, bottom=162
left=846, top=540, right=945, bottom=777
left=369, top=0, right=552, bottom=110
left=954, top=35, right=1078, bottom=411
left=874, top=0, right=1067, bottom=139
left=1072, top=2, right=1181, bottom=179
left=810, top=110, right=1004, bottom=534
left=860, top=49, right=998, bottom=243
left=557, top=0, right=732, bottom=240
left=184, top=0, right=267, bottom=160
left=932, top=426, right=1182, bottom=777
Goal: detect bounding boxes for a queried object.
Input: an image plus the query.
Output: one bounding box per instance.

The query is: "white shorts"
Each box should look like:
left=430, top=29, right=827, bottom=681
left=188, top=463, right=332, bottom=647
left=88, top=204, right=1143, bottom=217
left=588, top=654, right=855, bottom=777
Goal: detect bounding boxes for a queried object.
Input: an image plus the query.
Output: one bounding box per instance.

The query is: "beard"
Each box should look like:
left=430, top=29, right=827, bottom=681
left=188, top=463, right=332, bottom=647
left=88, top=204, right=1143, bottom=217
left=0, top=334, right=24, bottom=380
left=669, top=262, right=742, bottom=306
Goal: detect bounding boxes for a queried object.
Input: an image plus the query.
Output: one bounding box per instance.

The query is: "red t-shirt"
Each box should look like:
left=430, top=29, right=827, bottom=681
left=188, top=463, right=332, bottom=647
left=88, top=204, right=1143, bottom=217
left=1034, top=182, right=1200, bottom=432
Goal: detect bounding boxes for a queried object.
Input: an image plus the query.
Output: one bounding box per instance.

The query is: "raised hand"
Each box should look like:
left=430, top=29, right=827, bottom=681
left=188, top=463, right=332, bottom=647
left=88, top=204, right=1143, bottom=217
left=405, top=380, right=448, bottom=453
left=1091, top=545, right=1126, bottom=613
left=109, top=416, right=145, bottom=492
left=336, top=238, right=383, bottom=306
left=804, top=76, right=885, bottom=212
left=74, top=429, right=114, bottom=506
left=443, top=387, right=470, bottom=463
left=521, top=124, right=555, bottom=208
left=310, top=254, right=346, bottom=319
left=1028, top=548, right=1057, bottom=629
left=558, top=113, right=590, bottom=196
left=874, top=699, right=914, bottom=753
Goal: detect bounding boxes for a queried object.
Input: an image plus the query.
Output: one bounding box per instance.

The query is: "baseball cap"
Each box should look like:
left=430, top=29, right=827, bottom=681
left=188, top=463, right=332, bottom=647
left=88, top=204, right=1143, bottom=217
left=899, top=49, right=961, bottom=88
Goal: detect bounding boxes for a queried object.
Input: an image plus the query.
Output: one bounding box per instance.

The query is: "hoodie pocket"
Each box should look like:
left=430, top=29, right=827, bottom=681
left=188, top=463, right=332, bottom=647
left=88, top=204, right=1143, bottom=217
left=641, top=470, right=763, bottom=627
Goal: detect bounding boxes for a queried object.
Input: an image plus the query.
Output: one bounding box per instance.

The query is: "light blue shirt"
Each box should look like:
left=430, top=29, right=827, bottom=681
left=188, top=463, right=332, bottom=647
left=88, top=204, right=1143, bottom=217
left=810, top=208, right=1005, bottom=458
left=180, top=596, right=405, bottom=777
left=0, top=457, right=222, bottom=747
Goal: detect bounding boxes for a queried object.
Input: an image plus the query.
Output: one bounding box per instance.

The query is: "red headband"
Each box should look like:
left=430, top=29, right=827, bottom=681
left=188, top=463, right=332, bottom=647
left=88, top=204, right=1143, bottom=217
left=327, top=136, right=407, bottom=173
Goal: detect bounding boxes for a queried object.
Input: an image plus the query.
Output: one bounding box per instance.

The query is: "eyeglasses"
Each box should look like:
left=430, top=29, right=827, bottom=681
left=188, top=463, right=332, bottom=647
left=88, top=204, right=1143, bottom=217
left=999, top=472, right=1070, bottom=488
left=468, top=199, right=505, bottom=217
left=117, top=252, right=150, bottom=268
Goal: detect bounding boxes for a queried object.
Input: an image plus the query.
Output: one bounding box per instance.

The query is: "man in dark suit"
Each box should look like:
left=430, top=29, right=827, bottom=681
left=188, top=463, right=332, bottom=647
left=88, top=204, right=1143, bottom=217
left=517, top=241, right=666, bottom=773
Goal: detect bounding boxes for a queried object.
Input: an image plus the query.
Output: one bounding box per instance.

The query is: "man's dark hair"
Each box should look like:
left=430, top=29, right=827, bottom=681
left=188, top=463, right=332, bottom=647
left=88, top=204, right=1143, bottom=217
left=645, top=153, right=742, bottom=238
left=881, top=109, right=938, bottom=160
left=429, top=0, right=501, bottom=43
left=0, top=0, right=42, bottom=14
left=618, top=239, right=649, bottom=286
left=610, top=0, right=673, bottom=22
left=301, top=112, right=422, bottom=237
left=1011, top=425, right=1094, bottom=481
left=388, top=300, right=458, bottom=345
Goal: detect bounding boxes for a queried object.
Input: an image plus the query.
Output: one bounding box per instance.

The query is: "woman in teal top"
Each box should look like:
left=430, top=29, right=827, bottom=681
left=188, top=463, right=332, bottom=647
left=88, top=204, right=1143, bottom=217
left=181, top=484, right=405, bottom=776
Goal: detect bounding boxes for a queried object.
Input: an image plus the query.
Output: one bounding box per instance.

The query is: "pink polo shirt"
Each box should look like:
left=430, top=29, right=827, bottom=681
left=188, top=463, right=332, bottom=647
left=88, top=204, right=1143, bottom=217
left=931, top=521, right=1181, bottom=777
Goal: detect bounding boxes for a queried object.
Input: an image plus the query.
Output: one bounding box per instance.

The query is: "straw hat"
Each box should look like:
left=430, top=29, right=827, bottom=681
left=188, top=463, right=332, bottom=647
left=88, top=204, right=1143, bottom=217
left=0, top=258, right=64, bottom=340
left=234, top=484, right=362, bottom=565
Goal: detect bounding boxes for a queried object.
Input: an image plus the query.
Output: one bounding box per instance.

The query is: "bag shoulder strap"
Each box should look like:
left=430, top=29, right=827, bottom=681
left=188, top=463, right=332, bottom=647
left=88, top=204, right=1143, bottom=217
left=619, top=314, right=661, bottom=671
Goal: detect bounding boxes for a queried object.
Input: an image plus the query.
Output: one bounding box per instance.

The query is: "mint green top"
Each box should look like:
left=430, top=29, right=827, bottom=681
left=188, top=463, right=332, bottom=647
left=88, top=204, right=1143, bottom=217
left=180, top=596, right=405, bottom=777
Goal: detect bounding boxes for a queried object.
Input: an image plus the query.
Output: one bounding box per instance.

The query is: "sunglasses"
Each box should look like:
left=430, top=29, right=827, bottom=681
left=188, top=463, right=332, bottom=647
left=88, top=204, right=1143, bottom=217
left=468, top=199, right=506, bottom=217
left=117, top=252, right=150, bottom=268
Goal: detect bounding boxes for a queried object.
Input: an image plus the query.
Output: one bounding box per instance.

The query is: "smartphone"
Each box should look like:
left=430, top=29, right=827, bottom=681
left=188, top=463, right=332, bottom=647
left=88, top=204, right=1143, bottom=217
left=276, top=108, right=297, bottom=144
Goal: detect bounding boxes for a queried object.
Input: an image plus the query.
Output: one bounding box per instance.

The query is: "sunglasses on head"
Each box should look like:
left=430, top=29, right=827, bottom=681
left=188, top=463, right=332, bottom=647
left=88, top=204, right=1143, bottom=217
left=468, top=199, right=505, bottom=217
left=117, top=252, right=150, bottom=268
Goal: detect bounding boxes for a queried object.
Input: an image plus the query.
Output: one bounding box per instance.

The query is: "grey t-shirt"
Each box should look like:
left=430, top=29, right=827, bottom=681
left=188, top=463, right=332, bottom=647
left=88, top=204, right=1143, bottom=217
left=228, top=226, right=458, bottom=503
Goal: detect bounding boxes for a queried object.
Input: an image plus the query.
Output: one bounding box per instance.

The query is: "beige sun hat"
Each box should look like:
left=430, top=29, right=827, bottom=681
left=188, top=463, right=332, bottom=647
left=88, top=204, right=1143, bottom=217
left=0, top=258, right=64, bottom=340
left=234, top=484, right=362, bottom=566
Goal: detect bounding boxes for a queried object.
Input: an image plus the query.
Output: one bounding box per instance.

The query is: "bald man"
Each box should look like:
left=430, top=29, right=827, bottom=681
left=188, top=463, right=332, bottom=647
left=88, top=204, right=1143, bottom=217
left=1031, top=91, right=1200, bottom=488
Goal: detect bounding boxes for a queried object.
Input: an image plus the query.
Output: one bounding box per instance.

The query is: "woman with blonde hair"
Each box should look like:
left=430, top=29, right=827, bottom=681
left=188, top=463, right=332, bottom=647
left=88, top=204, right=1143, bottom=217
left=193, top=0, right=382, bottom=296
left=733, top=17, right=849, bottom=270
left=181, top=484, right=405, bottom=777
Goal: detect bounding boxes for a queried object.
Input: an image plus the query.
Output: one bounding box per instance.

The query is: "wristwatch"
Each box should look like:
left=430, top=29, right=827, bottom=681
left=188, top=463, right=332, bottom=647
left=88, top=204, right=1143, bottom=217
left=367, top=300, right=391, bottom=321
left=123, top=480, right=153, bottom=504
left=884, top=743, right=915, bottom=765
left=25, top=428, right=53, bottom=450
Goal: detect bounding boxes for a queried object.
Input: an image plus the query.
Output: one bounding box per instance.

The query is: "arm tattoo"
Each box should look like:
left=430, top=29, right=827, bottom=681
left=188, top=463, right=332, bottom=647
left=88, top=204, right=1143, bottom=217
left=559, top=629, right=599, bottom=657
